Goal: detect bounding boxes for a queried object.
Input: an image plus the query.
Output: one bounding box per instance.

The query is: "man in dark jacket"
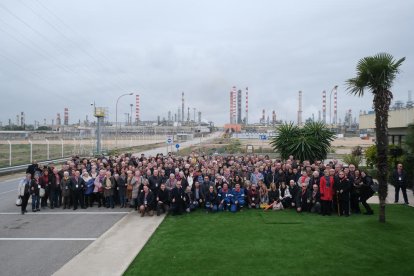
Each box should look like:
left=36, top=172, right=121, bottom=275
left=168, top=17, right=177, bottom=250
left=392, top=163, right=409, bottom=204
left=138, top=185, right=154, bottom=216
left=156, top=183, right=170, bottom=216
left=335, top=171, right=351, bottom=216
left=26, top=160, right=38, bottom=178
left=70, top=171, right=85, bottom=210
left=49, top=168, right=61, bottom=208
left=288, top=179, right=300, bottom=210
left=308, top=184, right=321, bottom=214
left=149, top=169, right=163, bottom=194
left=265, top=166, right=278, bottom=188
left=170, top=181, right=185, bottom=215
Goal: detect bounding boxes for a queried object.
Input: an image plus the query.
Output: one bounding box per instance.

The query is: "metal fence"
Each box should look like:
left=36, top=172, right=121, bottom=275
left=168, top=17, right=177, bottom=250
left=0, top=134, right=165, bottom=168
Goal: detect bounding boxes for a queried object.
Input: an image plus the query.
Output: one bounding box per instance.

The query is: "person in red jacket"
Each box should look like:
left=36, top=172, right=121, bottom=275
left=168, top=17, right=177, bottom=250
left=319, top=169, right=334, bottom=216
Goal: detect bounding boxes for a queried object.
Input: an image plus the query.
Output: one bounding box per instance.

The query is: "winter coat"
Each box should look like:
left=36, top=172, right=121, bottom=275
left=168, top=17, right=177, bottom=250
left=138, top=191, right=155, bottom=208
left=18, top=178, right=30, bottom=196
left=103, top=177, right=115, bottom=197
left=61, top=177, right=71, bottom=197
left=320, top=175, right=334, bottom=201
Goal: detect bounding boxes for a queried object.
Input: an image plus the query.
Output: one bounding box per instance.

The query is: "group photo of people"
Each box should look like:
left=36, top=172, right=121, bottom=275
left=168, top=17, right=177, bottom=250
left=17, top=152, right=387, bottom=217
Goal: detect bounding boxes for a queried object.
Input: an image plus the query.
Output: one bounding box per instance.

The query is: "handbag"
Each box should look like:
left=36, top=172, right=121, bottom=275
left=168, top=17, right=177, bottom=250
left=127, top=183, right=133, bottom=191
left=16, top=196, right=22, bottom=206
left=273, top=202, right=284, bottom=210
left=39, top=188, right=46, bottom=198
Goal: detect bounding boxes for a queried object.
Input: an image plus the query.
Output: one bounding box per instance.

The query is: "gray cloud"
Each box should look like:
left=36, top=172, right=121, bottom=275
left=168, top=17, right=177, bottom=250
left=0, top=0, right=413, bottom=126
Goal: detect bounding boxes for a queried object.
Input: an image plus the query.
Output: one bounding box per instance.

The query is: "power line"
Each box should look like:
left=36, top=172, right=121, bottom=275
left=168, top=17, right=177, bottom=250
left=0, top=2, right=130, bottom=95
left=20, top=0, right=132, bottom=92
left=34, top=0, right=136, bottom=83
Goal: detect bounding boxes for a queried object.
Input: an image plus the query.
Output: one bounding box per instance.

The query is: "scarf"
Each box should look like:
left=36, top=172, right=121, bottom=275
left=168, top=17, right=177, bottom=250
left=324, top=176, right=330, bottom=188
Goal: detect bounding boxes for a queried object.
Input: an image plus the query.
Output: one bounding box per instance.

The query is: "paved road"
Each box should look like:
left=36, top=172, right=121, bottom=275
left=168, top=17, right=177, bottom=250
left=0, top=177, right=129, bottom=276
left=0, top=132, right=222, bottom=276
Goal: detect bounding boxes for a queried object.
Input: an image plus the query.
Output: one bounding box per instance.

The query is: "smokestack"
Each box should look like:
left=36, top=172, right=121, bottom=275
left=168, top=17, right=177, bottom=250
left=56, top=113, right=61, bottom=126
left=237, top=89, right=242, bottom=124
left=182, top=92, right=185, bottom=124
left=245, top=87, right=249, bottom=125
left=198, top=111, right=201, bottom=124
left=262, top=109, right=265, bottom=124
left=20, top=112, right=25, bottom=128
left=64, top=108, right=69, bottom=125
left=334, top=86, right=338, bottom=125
left=272, top=110, right=276, bottom=125
left=229, top=86, right=237, bottom=124
left=187, top=107, right=190, bottom=122
left=168, top=111, right=171, bottom=122
left=135, top=95, right=140, bottom=125
left=322, top=90, right=326, bottom=124
left=298, top=91, right=303, bottom=126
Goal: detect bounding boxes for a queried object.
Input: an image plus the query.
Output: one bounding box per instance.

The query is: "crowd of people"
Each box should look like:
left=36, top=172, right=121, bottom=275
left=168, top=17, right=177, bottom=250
left=17, top=152, right=406, bottom=217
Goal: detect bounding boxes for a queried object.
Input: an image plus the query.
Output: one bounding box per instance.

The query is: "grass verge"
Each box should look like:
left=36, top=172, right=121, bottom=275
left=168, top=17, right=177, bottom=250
left=125, top=204, right=413, bottom=275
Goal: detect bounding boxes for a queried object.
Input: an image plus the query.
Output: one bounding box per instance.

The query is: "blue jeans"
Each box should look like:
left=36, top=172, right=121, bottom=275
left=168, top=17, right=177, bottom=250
left=31, top=194, right=40, bottom=210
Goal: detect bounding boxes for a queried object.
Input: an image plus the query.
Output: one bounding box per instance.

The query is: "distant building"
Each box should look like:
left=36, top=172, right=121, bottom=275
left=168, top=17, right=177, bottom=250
left=359, top=107, right=414, bottom=145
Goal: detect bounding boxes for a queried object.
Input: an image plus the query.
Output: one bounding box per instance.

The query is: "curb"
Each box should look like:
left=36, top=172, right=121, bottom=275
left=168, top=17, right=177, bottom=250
left=53, top=211, right=165, bottom=276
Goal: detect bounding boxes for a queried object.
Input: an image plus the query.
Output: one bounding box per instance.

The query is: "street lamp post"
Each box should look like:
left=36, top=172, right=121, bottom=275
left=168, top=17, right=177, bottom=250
left=115, top=93, right=133, bottom=148
left=130, top=104, right=133, bottom=126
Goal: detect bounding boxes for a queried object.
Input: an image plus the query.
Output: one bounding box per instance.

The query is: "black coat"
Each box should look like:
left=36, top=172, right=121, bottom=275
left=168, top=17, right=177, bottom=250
left=157, top=189, right=170, bottom=205
left=116, top=176, right=127, bottom=194
left=70, top=177, right=85, bottom=192
left=170, top=186, right=185, bottom=204
left=268, top=189, right=279, bottom=204
left=335, top=177, right=351, bottom=200
left=30, top=179, right=41, bottom=196
left=205, top=191, right=218, bottom=205
left=289, top=184, right=301, bottom=206
left=138, top=191, right=155, bottom=208
left=265, top=173, right=278, bottom=187
left=149, top=175, right=163, bottom=191
left=392, top=169, right=407, bottom=187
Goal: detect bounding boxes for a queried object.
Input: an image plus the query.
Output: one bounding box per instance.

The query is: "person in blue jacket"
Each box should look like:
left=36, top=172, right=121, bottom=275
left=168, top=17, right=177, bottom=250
left=231, top=183, right=245, bottom=212
left=218, top=183, right=233, bottom=211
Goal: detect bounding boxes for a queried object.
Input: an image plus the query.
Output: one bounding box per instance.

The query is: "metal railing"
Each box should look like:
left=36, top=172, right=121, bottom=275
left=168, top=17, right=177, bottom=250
left=0, top=135, right=165, bottom=170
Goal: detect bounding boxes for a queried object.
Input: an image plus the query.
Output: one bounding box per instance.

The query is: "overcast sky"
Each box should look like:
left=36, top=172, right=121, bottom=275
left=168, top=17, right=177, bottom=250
left=0, top=0, right=413, bottom=126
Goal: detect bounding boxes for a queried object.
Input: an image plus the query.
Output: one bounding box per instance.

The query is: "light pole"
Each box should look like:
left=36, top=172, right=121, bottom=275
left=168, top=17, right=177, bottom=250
left=130, top=104, right=133, bottom=126
left=116, top=93, right=134, bottom=148
left=329, top=85, right=338, bottom=126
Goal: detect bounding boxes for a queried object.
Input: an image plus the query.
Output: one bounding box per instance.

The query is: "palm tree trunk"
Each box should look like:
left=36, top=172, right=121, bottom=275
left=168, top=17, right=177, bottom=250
left=374, top=91, right=392, bottom=223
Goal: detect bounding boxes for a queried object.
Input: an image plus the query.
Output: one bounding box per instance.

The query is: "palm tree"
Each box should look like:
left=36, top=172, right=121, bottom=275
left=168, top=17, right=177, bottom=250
left=270, top=121, right=334, bottom=162
left=346, top=53, right=405, bottom=223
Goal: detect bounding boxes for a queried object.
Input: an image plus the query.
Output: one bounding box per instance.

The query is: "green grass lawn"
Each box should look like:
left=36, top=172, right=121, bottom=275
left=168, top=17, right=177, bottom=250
left=125, top=205, right=414, bottom=276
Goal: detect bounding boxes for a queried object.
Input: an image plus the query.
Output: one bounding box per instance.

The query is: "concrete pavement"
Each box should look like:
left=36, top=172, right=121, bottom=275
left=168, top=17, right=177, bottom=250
left=368, top=184, right=414, bottom=207
left=53, top=212, right=165, bottom=276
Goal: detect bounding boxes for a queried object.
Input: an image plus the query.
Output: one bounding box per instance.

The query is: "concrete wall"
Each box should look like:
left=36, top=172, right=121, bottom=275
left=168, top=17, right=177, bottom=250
left=359, top=108, right=414, bottom=130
